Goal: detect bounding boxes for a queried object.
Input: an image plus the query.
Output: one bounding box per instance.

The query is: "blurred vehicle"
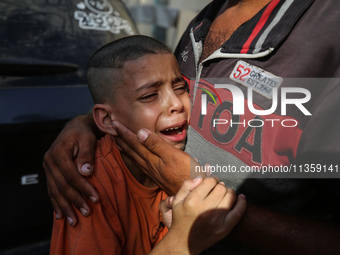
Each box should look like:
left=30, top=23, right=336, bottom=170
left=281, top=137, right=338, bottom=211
left=0, top=1, right=137, bottom=254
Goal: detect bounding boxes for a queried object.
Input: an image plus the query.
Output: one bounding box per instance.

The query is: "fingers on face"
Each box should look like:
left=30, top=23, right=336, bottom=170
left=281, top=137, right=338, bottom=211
left=114, top=122, right=153, bottom=157
left=114, top=122, right=150, bottom=158
left=115, top=133, right=162, bottom=174
left=115, top=121, right=175, bottom=159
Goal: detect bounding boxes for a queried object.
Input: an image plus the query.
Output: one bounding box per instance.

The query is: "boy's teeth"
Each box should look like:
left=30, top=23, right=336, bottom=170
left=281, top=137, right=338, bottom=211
left=165, top=126, right=180, bottom=132
left=165, top=127, right=179, bottom=131
left=163, top=126, right=183, bottom=134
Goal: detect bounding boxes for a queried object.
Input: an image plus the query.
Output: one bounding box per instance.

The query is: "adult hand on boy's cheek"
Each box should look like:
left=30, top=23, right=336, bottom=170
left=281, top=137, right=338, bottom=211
left=112, top=121, right=202, bottom=195
left=43, top=115, right=99, bottom=226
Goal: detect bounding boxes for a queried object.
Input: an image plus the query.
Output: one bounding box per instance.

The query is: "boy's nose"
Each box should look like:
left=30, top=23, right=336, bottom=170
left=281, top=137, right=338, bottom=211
left=166, top=92, right=184, bottom=115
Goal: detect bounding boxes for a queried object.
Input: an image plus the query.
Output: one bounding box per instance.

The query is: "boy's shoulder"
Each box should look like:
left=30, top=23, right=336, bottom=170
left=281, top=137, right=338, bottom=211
left=92, top=134, right=126, bottom=187
left=95, top=134, right=116, bottom=159
left=92, top=134, right=164, bottom=200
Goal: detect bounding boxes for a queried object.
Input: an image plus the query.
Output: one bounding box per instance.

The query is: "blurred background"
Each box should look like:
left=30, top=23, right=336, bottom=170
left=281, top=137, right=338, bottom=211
left=0, top=0, right=209, bottom=254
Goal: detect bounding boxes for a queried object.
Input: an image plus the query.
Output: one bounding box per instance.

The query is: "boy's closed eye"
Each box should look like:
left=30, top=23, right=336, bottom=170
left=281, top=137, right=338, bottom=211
left=174, top=85, right=187, bottom=95
left=139, top=93, right=158, bottom=102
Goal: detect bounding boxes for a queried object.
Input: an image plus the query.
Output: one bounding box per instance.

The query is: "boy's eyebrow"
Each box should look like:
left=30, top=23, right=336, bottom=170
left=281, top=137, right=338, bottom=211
left=173, top=76, right=185, bottom=84
left=134, top=76, right=185, bottom=94
left=134, top=82, right=161, bottom=94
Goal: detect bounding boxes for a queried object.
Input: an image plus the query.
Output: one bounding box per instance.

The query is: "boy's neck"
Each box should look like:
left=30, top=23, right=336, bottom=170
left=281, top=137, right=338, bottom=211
left=121, top=154, right=157, bottom=188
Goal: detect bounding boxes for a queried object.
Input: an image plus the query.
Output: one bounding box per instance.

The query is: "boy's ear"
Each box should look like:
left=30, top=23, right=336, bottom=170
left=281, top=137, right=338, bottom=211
left=93, top=104, right=118, bottom=136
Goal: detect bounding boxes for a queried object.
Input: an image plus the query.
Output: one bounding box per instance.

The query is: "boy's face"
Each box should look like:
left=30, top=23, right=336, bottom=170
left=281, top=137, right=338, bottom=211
left=110, top=53, right=190, bottom=150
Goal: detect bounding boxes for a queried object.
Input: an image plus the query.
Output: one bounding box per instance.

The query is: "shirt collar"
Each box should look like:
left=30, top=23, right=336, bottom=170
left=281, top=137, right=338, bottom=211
left=192, top=0, right=315, bottom=56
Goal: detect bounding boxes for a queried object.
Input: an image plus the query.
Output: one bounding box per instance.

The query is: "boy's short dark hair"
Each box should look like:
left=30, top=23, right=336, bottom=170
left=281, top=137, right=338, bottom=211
left=87, top=35, right=172, bottom=104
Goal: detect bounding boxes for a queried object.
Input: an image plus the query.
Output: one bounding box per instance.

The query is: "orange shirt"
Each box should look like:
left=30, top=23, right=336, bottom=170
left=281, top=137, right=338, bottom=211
left=50, top=134, right=168, bottom=255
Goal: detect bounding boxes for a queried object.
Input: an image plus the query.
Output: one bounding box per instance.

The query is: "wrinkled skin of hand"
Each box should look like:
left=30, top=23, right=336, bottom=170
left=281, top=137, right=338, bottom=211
left=113, top=120, right=205, bottom=195
left=43, top=115, right=99, bottom=225
left=153, top=177, right=247, bottom=255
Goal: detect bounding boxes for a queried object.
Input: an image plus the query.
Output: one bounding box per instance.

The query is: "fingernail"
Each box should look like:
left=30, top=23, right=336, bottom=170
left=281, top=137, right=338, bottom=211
left=67, top=217, right=74, bottom=226
left=81, top=163, right=92, bottom=173
left=239, top=194, right=246, bottom=199
left=89, top=195, right=97, bottom=203
left=80, top=208, right=88, bottom=216
left=111, top=122, right=116, bottom=129
left=137, top=129, right=148, bottom=142
left=169, top=196, right=174, bottom=206
left=219, top=181, right=225, bottom=186
left=193, top=175, right=202, bottom=182
left=55, top=212, right=60, bottom=220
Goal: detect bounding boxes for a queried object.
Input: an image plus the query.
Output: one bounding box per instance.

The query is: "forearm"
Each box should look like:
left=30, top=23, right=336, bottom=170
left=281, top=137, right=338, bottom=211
left=149, top=231, right=191, bottom=255
left=230, top=203, right=340, bottom=254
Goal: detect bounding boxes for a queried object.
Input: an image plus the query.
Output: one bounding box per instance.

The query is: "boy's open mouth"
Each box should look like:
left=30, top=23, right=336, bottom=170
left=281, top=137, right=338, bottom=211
left=160, top=121, right=187, bottom=143
left=160, top=125, right=184, bottom=135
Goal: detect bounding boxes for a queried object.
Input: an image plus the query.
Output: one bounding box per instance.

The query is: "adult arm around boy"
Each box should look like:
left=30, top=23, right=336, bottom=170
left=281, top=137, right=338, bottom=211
left=43, top=116, right=194, bottom=224
left=43, top=114, right=100, bottom=225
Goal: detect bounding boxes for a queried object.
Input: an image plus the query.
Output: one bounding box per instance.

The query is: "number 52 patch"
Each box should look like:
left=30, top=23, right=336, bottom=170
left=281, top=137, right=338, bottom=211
left=230, top=60, right=282, bottom=99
